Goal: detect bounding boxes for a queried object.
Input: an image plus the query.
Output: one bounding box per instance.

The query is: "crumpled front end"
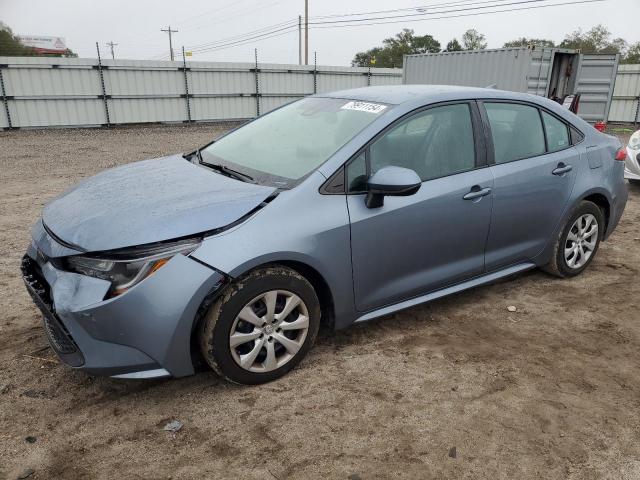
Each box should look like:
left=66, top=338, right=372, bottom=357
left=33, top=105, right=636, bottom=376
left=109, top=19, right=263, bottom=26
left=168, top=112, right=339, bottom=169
left=22, top=221, right=226, bottom=378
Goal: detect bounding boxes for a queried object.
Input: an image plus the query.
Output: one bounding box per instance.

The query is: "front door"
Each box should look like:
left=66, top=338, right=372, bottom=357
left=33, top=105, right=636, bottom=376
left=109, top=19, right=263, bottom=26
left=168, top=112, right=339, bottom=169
left=347, top=102, right=493, bottom=312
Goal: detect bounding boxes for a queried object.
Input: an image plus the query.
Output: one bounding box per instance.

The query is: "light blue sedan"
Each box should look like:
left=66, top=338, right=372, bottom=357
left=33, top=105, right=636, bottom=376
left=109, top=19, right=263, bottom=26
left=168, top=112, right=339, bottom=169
left=22, top=85, right=628, bottom=384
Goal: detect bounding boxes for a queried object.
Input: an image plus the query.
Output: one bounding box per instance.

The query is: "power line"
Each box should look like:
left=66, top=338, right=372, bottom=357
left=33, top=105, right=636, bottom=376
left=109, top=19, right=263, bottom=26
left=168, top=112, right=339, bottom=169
left=106, top=41, right=117, bottom=59
left=171, top=0, right=255, bottom=28
left=160, top=26, right=178, bottom=61
left=308, top=0, right=587, bottom=25
left=181, top=0, right=502, bottom=53
left=179, top=0, right=285, bottom=32
left=309, top=0, right=607, bottom=29
left=179, top=0, right=607, bottom=56
left=305, top=0, right=309, bottom=65
left=188, top=26, right=299, bottom=54
left=184, top=18, right=297, bottom=51
left=140, top=0, right=530, bottom=57
left=310, top=0, right=520, bottom=19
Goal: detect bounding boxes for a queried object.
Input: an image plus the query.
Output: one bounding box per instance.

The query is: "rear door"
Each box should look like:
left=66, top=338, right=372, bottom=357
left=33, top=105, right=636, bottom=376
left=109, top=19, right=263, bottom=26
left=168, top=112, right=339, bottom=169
left=575, top=53, right=620, bottom=123
left=347, top=101, right=494, bottom=312
left=481, top=101, right=578, bottom=270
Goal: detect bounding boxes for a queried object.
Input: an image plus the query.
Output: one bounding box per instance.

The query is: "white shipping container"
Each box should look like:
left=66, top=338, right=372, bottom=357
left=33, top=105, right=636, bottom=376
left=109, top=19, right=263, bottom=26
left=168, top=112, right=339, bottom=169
left=403, top=47, right=619, bottom=123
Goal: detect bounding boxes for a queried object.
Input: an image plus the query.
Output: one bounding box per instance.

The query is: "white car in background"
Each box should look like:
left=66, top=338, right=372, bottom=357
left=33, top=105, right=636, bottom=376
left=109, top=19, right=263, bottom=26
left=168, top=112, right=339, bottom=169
left=626, top=130, right=640, bottom=184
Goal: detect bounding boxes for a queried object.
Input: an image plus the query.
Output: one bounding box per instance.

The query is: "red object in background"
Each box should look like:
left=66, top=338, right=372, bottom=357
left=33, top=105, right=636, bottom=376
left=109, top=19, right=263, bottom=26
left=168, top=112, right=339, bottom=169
left=594, top=121, right=606, bottom=132
left=615, top=148, right=628, bottom=161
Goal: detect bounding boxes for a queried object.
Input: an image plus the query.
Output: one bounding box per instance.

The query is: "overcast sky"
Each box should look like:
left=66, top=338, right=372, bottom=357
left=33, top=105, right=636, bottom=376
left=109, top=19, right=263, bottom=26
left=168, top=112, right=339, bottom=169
left=2, top=0, right=638, bottom=65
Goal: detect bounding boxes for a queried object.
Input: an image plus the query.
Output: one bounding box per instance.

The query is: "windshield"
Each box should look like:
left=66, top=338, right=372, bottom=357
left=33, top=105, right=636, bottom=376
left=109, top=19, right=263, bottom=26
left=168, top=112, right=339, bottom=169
left=201, top=97, right=388, bottom=187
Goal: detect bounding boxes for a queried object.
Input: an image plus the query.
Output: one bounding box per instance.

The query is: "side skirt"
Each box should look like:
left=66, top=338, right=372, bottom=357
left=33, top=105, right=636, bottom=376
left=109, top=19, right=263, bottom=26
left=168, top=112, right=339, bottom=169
left=354, top=262, right=536, bottom=324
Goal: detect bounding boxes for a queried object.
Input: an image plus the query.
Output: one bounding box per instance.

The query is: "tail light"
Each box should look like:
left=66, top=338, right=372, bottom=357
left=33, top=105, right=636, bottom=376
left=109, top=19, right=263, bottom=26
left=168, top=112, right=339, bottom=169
left=615, top=148, right=628, bottom=161
left=594, top=121, right=606, bottom=132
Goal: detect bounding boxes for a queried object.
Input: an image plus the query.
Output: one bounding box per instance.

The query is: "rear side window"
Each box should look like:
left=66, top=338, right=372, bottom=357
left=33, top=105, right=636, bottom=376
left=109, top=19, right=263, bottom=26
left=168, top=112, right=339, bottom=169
left=541, top=111, right=570, bottom=152
left=570, top=127, right=584, bottom=145
left=485, top=103, right=545, bottom=164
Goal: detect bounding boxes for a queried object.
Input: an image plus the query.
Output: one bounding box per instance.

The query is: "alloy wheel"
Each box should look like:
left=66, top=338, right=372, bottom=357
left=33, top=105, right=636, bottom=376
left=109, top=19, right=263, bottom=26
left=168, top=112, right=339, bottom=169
left=229, top=290, right=310, bottom=373
left=564, top=213, right=598, bottom=269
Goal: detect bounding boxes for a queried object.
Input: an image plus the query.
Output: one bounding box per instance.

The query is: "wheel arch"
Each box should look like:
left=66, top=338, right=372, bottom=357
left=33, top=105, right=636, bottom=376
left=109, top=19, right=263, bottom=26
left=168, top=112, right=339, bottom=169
left=580, top=190, right=611, bottom=238
left=189, top=256, right=337, bottom=364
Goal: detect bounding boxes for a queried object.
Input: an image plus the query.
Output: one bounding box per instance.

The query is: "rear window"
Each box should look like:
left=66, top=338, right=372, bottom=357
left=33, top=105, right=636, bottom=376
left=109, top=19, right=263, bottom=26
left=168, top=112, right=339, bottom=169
left=485, top=103, right=546, bottom=164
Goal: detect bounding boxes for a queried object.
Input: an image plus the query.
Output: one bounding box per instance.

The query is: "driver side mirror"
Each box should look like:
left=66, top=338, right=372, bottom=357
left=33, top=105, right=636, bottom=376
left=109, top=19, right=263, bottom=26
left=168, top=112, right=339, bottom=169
left=365, top=166, right=422, bottom=208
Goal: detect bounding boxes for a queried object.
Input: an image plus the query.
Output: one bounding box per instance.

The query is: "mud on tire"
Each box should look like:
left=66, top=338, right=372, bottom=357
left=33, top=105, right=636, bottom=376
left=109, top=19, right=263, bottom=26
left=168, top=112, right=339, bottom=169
left=199, top=266, right=320, bottom=385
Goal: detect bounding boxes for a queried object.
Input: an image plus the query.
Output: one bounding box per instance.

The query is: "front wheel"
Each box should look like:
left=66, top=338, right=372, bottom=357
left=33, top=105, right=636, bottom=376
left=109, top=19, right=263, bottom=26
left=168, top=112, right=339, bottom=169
left=199, top=266, right=320, bottom=384
left=543, top=200, right=604, bottom=278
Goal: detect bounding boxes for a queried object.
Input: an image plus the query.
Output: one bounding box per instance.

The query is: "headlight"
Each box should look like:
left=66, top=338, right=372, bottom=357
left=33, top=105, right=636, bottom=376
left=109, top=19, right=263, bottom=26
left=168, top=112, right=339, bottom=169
left=65, top=238, right=201, bottom=297
left=628, top=130, right=640, bottom=150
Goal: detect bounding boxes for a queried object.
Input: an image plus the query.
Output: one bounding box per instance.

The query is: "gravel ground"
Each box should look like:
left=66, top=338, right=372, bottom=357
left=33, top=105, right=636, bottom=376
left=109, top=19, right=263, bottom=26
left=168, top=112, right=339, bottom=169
left=1, top=124, right=639, bottom=480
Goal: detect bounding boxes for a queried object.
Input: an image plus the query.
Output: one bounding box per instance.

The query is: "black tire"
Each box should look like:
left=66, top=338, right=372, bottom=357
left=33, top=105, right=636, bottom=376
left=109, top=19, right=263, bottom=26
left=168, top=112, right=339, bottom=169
left=543, top=200, right=604, bottom=278
left=629, top=179, right=640, bottom=187
left=199, top=266, right=320, bottom=385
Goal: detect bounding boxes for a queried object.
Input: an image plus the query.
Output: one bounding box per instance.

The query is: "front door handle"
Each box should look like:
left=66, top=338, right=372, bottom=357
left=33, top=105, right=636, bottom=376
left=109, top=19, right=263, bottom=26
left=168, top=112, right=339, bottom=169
left=463, top=186, right=492, bottom=200
left=552, top=163, right=573, bottom=176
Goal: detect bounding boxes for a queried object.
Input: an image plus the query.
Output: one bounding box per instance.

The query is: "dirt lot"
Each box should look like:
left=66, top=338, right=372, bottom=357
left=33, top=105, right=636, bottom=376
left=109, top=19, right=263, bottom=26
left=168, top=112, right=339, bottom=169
left=1, top=124, right=639, bottom=480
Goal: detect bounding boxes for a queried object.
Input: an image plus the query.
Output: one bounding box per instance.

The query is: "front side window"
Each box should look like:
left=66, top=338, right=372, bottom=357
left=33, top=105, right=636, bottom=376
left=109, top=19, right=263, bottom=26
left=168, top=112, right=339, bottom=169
left=542, top=111, right=570, bottom=152
left=201, top=97, right=387, bottom=187
left=368, top=103, right=476, bottom=181
left=485, top=103, right=545, bottom=164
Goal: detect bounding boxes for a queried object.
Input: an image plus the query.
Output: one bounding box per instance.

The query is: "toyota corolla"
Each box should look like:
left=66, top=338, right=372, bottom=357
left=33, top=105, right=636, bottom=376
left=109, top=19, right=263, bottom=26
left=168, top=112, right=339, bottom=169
left=22, top=85, right=628, bottom=384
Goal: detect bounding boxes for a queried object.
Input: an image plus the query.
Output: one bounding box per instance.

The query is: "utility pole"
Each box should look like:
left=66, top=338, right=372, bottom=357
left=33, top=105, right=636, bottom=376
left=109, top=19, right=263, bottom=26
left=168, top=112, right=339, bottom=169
left=298, top=15, right=302, bottom=65
left=106, top=41, right=117, bottom=59
left=161, top=26, right=178, bottom=61
left=304, top=0, right=308, bottom=65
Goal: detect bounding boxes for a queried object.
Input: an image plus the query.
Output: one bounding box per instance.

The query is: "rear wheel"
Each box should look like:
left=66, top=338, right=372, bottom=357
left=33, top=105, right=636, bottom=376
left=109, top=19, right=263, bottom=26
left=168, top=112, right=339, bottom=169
left=543, top=201, right=604, bottom=278
left=199, top=266, right=320, bottom=384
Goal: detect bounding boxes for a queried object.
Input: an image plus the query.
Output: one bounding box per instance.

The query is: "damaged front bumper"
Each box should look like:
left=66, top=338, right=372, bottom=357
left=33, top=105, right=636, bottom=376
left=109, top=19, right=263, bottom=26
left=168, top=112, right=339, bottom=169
left=22, top=227, right=226, bottom=379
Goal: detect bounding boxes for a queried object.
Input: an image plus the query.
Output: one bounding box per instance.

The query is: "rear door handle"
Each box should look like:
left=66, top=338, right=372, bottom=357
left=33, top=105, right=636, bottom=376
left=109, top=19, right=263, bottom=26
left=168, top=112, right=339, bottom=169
left=463, top=186, right=492, bottom=200
left=552, top=164, right=573, bottom=176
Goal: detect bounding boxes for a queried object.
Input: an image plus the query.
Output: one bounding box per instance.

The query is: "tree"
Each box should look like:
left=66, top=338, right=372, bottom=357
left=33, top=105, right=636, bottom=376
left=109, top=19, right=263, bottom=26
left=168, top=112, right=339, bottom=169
left=503, top=37, right=555, bottom=48
left=0, top=22, right=77, bottom=57
left=461, top=29, right=487, bottom=50
left=559, top=24, right=627, bottom=55
left=445, top=39, right=463, bottom=52
left=352, top=29, right=440, bottom=68
left=0, top=27, right=36, bottom=56
left=624, top=42, right=640, bottom=64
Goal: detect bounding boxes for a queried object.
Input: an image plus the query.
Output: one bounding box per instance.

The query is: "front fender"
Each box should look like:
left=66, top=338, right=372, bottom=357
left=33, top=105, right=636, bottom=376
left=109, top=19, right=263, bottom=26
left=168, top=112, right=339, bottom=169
left=190, top=174, right=358, bottom=328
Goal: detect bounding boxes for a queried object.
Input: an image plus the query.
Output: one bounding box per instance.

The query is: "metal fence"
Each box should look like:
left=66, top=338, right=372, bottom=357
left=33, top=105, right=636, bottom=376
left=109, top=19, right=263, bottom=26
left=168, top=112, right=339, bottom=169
left=3, top=56, right=638, bottom=129
left=0, top=56, right=402, bottom=129
left=609, top=64, right=640, bottom=124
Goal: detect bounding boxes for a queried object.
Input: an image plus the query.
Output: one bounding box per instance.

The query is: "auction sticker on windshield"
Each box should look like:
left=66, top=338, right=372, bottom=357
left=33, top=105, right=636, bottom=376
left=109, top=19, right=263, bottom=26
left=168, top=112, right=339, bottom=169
left=341, top=101, right=387, bottom=114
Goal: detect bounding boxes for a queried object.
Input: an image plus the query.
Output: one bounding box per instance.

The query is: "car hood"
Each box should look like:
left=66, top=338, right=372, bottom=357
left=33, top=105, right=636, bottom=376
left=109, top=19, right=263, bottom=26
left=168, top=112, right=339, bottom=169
left=42, top=155, right=276, bottom=252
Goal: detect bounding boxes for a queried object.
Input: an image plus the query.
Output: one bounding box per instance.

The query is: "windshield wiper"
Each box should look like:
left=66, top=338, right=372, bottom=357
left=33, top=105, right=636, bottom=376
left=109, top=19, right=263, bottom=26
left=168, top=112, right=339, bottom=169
left=202, top=160, right=256, bottom=183
left=190, top=148, right=256, bottom=183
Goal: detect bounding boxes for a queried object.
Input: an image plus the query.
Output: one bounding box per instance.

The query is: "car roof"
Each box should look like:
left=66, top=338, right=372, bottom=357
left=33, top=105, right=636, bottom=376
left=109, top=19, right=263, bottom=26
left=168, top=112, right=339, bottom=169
left=316, top=84, right=592, bottom=131
left=317, top=84, right=542, bottom=106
